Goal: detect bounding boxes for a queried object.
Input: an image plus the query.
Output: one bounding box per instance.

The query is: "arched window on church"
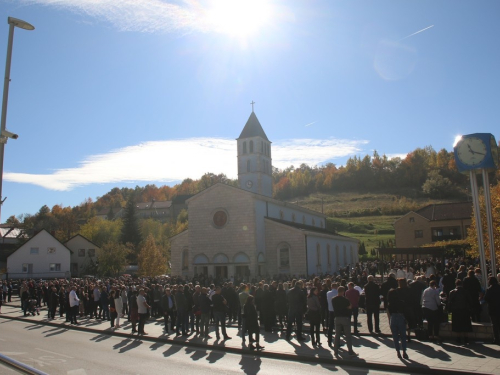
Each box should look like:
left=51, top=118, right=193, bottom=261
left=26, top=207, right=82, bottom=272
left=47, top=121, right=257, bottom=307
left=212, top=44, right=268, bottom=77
left=243, top=142, right=247, bottom=154
left=316, top=243, right=321, bottom=266
left=182, top=248, right=189, bottom=271
left=249, top=140, right=254, bottom=153
left=278, top=243, right=290, bottom=272
left=335, top=245, right=340, bottom=272
left=247, top=160, right=251, bottom=172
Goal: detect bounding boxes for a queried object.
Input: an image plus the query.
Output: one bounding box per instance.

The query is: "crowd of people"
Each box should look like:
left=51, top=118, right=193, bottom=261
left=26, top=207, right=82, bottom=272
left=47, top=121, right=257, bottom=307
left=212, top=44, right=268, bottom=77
left=4, top=256, right=500, bottom=359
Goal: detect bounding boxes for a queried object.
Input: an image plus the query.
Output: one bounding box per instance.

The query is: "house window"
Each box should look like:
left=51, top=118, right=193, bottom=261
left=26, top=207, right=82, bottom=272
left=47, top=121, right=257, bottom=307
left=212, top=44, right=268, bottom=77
left=249, top=140, right=254, bottom=153
left=71, top=263, right=78, bottom=273
left=22, top=263, right=30, bottom=273
left=432, top=228, right=443, bottom=237
left=47, top=247, right=56, bottom=254
left=49, top=263, right=61, bottom=272
left=30, top=247, right=39, bottom=255
left=78, top=249, right=85, bottom=257
left=243, top=142, right=247, bottom=154
left=409, top=217, right=415, bottom=223
left=88, top=249, right=96, bottom=257
left=415, top=230, right=423, bottom=238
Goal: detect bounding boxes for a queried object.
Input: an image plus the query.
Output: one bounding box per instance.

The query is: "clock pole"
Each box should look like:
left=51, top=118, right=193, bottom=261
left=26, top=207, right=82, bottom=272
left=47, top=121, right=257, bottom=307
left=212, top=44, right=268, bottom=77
left=470, top=170, right=488, bottom=289
left=482, top=169, right=497, bottom=275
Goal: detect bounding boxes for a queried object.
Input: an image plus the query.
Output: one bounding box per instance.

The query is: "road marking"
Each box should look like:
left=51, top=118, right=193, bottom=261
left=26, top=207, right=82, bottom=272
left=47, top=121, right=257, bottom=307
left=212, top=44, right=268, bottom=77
left=1, top=352, right=26, bottom=356
left=36, top=348, right=74, bottom=359
left=67, top=370, right=88, bottom=375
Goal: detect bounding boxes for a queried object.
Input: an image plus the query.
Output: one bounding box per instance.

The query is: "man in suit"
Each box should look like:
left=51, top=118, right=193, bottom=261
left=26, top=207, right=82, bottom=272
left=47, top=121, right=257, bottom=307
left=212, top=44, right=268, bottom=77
left=286, top=280, right=306, bottom=341
left=364, top=275, right=381, bottom=334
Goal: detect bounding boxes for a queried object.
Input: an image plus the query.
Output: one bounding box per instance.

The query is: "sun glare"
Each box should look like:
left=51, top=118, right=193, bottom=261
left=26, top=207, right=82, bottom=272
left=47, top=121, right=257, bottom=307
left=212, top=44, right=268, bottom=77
left=206, top=0, right=272, bottom=37
left=453, top=135, right=463, bottom=148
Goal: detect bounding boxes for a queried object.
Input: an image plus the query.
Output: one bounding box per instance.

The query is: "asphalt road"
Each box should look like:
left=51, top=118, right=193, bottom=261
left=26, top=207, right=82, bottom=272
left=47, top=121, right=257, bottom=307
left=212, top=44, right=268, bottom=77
left=0, top=320, right=410, bottom=375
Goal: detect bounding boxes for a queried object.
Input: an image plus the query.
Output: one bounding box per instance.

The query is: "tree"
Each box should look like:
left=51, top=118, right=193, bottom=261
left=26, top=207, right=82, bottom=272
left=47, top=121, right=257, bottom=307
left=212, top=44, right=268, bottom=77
left=137, top=234, right=168, bottom=276
left=467, top=182, right=500, bottom=260
left=97, top=242, right=131, bottom=277
left=79, top=217, right=123, bottom=247
left=120, top=194, right=142, bottom=251
left=422, top=170, right=453, bottom=198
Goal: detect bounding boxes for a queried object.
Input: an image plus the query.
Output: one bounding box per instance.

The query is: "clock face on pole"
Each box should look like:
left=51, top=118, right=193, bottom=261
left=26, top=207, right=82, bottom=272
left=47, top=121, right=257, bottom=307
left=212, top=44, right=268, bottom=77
left=246, top=180, right=253, bottom=188
left=456, top=137, right=487, bottom=166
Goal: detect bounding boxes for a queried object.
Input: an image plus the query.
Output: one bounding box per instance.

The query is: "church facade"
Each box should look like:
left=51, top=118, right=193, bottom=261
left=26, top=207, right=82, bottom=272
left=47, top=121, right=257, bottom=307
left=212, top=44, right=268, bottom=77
left=170, top=111, right=359, bottom=279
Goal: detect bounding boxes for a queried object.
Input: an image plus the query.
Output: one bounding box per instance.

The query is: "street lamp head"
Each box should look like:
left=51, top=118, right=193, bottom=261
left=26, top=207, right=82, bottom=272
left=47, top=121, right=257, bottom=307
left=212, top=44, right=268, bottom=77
left=7, top=17, right=35, bottom=31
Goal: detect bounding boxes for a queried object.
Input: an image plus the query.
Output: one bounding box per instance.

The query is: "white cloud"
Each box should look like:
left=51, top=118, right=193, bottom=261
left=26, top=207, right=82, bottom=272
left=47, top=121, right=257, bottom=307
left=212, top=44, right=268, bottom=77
left=21, top=0, right=281, bottom=35
left=4, top=137, right=368, bottom=191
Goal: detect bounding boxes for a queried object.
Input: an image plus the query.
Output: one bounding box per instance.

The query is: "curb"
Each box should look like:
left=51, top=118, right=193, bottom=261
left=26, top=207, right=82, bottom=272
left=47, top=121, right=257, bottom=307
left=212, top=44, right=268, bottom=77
left=0, top=314, right=492, bottom=375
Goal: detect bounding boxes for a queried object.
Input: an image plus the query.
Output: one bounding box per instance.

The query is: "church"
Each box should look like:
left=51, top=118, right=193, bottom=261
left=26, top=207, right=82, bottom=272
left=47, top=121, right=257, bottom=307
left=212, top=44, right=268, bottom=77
left=170, top=111, right=359, bottom=279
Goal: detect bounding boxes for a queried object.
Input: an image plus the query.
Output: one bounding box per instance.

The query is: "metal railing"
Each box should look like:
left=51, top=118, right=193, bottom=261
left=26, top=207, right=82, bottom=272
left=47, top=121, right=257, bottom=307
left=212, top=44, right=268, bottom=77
left=0, top=353, right=48, bottom=375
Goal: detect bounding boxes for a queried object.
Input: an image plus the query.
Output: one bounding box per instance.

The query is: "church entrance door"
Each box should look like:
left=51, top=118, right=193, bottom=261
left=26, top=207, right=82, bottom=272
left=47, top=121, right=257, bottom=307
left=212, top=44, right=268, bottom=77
left=215, top=266, right=228, bottom=279
left=235, top=265, right=249, bottom=279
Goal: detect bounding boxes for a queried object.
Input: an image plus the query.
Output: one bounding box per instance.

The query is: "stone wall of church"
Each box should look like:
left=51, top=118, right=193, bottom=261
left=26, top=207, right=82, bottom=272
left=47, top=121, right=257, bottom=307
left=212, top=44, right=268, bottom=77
left=188, top=185, right=258, bottom=277
left=264, top=219, right=307, bottom=276
left=170, top=230, right=189, bottom=275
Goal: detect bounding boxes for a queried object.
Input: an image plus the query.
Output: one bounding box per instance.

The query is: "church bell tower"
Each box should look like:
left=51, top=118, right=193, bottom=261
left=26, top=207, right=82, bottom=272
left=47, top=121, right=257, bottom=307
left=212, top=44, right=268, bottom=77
left=237, top=109, right=273, bottom=197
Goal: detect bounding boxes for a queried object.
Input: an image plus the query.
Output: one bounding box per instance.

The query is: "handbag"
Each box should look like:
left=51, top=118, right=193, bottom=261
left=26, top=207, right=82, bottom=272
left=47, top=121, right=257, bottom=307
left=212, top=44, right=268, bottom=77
left=109, top=307, right=116, bottom=313
left=415, top=327, right=429, bottom=341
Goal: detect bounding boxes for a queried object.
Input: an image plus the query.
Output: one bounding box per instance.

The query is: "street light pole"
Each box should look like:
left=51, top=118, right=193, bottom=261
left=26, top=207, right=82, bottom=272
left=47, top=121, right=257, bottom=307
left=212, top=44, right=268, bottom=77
left=0, top=17, right=34, bottom=223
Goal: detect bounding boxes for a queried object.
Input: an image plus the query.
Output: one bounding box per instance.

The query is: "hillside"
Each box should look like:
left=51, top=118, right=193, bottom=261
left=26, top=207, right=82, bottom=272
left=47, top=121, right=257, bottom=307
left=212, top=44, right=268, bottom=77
left=290, top=190, right=467, bottom=253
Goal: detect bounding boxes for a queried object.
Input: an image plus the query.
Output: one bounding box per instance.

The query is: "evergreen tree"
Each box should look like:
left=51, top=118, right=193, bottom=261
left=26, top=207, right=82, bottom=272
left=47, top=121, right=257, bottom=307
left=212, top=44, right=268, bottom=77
left=120, top=194, right=142, bottom=254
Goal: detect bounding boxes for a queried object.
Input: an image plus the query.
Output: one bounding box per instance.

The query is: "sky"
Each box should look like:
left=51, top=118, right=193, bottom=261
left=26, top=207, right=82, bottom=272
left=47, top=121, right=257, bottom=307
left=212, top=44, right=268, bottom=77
left=0, top=0, right=498, bottom=222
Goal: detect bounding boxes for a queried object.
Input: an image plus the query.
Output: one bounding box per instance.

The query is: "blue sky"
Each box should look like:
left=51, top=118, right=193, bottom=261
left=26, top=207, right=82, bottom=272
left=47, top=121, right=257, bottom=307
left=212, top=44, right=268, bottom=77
left=0, top=0, right=498, bottom=221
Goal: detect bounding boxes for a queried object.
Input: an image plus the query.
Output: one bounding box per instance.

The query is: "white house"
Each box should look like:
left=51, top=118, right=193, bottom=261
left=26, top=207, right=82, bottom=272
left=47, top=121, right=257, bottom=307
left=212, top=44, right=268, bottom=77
left=7, top=230, right=71, bottom=279
left=65, top=234, right=100, bottom=277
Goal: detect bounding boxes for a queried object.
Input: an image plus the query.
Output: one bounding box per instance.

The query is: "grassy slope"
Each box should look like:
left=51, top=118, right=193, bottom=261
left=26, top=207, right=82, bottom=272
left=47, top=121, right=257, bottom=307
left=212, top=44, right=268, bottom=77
left=291, top=191, right=461, bottom=253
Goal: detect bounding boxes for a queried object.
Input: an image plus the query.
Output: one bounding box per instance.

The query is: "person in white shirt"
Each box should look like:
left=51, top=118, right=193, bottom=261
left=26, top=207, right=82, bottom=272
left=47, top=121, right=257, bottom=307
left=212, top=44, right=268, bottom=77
left=421, top=280, right=441, bottom=341
left=326, top=283, right=338, bottom=346
left=69, top=286, right=80, bottom=325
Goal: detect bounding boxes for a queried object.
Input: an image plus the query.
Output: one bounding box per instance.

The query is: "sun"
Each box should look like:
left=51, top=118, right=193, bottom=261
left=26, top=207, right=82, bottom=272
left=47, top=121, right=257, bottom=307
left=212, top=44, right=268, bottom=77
left=205, top=0, right=273, bottom=38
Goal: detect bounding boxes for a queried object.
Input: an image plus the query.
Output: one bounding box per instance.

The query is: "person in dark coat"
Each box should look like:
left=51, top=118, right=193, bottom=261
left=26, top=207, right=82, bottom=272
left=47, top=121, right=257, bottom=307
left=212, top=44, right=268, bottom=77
left=448, top=279, right=473, bottom=345
left=261, top=284, right=275, bottom=332
left=364, top=275, right=381, bottom=334
left=275, top=283, right=288, bottom=329
left=286, top=281, right=306, bottom=341
left=463, top=269, right=482, bottom=322
left=484, top=276, right=500, bottom=345
left=49, top=286, right=59, bottom=319
left=244, top=295, right=264, bottom=350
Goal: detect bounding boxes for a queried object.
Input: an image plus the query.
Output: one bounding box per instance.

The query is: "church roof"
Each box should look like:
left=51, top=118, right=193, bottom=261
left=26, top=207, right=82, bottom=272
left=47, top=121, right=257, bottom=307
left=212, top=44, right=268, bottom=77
left=237, top=112, right=269, bottom=141
left=266, top=217, right=358, bottom=242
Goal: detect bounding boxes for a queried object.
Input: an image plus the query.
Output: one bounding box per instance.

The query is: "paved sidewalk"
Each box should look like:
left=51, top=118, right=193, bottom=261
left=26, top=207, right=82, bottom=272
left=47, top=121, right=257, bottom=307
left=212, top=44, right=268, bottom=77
left=1, top=299, right=499, bottom=375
